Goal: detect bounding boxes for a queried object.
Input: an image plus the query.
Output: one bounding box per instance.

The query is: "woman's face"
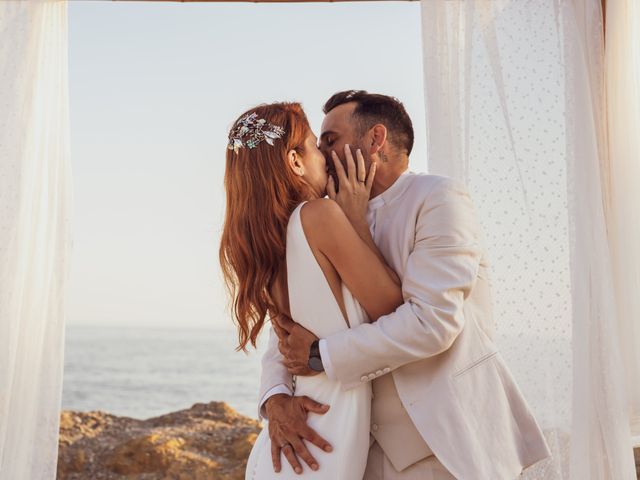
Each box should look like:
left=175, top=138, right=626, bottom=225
left=297, top=132, right=329, bottom=198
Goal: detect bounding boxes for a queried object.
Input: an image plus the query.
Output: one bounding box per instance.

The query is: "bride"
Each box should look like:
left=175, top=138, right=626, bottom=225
left=219, top=102, right=403, bottom=479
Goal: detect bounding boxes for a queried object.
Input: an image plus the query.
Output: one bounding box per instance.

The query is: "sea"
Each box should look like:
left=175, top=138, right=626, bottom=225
left=61, top=324, right=267, bottom=420
left=62, top=324, right=572, bottom=431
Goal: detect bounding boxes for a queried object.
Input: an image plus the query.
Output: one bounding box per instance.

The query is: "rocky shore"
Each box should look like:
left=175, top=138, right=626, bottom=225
left=58, top=402, right=640, bottom=479
left=57, top=402, right=261, bottom=480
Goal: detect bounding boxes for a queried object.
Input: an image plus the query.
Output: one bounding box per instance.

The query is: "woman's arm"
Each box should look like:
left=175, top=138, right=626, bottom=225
left=325, top=146, right=400, bottom=286
left=346, top=214, right=401, bottom=287
left=301, top=198, right=403, bottom=322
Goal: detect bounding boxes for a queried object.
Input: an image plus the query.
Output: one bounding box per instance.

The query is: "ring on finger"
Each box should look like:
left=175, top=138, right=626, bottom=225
left=281, top=442, right=292, bottom=449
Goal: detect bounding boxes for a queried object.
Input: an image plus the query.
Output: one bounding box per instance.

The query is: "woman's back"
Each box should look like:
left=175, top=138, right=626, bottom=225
left=245, top=201, right=372, bottom=480
left=287, top=201, right=364, bottom=337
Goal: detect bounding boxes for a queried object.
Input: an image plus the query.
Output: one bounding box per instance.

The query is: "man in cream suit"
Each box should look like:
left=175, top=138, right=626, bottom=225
left=260, top=90, right=551, bottom=479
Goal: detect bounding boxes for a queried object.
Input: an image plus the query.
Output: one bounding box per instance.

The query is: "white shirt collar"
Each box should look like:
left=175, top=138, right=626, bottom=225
left=368, top=169, right=411, bottom=213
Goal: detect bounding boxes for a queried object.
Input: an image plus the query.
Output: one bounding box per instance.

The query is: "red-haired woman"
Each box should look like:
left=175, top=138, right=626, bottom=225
left=220, top=103, right=402, bottom=479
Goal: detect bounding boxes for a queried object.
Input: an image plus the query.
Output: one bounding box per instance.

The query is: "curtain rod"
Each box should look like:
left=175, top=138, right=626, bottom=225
left=110, top=0, right=417, bottom=3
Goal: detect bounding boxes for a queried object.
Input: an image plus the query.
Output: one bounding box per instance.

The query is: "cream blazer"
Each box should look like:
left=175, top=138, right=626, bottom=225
left=259, top=172, right=551, bottom=480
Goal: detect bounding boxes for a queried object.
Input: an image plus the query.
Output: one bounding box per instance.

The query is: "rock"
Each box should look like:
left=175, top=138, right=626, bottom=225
left=58, top=405, right=639, bottom=479
left=57, top=402, right=262, bottom=480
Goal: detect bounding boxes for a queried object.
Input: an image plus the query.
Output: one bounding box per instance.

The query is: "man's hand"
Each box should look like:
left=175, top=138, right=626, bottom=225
left=274, top=317, right=320, bottom=377
left=265, top=393, right=333, bottom=474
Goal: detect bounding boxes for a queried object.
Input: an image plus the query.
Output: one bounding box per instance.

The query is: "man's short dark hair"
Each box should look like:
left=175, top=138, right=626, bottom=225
left=323, top=90, right=414, bottom=156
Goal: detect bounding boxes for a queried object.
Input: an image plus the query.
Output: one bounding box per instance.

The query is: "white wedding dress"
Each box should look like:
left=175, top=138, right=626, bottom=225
left=245, top=201, right=372, bottom=480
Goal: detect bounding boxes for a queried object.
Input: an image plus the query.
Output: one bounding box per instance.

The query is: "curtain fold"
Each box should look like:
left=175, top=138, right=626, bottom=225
left=420, top=0, right=638, bottom=478
left=562, top=1, right=635, bottom=477
left=602, top=0, right=640, bottom=441
left=0, top=1, right=72, bottom=478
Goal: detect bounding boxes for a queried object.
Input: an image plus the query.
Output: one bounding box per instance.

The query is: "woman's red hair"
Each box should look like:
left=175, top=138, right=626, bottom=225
left=219, top=102, right=312, bottom=351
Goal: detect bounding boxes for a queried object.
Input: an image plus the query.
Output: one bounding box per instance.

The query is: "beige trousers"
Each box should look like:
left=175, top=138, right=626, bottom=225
left=363, top=441, right=457, bottom=480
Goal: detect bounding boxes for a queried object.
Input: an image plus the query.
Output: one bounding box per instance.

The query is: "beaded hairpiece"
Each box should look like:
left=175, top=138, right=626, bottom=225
left=227, top=113, right=286, bottom=154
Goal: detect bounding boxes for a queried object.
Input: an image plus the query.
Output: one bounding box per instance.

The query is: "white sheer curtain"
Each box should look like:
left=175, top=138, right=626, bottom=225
left=420, top=0, right=638, bottom=478
left=0, top=1, right=71, bottom=478
left=603, top=0, right=640, bottom=441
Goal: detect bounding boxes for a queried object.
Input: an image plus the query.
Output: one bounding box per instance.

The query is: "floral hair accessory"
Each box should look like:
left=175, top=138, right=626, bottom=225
left=228, top=113, right=286, bottom=154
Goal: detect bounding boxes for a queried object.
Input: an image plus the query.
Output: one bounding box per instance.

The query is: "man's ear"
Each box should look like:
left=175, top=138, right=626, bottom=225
left=287, top=149, right=305, bottom=177
left=368, top=124, right=388, bottom=155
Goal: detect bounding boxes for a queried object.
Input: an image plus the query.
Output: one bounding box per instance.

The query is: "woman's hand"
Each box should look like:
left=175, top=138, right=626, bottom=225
left=326, top=144, right=400, bottom=288
left=327, top=144, right=376, bottom=228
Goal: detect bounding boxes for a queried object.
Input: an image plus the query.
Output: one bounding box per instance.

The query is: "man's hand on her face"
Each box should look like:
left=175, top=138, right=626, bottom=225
left=273, top=317, right=320, bottom=377
left=265, top=394, right=332, bottom=474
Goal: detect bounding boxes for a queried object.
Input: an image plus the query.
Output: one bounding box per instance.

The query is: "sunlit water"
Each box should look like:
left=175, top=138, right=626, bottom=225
left=62, top=324, right=570, bottom=431
left=62, top=325, right=267, bottom=420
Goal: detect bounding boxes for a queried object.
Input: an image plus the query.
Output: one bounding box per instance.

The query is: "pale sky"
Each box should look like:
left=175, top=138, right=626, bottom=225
left=67, top=1, right=428, bottom=329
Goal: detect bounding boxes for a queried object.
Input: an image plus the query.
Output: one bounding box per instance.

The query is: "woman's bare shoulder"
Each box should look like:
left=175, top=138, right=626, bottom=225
left=300, top=198, right=349, bottom=243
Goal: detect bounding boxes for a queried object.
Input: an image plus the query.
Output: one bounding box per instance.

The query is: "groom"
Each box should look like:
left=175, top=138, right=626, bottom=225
left=259, top=90, right=551, bottom=479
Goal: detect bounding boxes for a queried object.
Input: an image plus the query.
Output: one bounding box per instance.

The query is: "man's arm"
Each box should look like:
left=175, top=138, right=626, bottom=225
left=259, top=384, right=293, bottom=420
left=258, top=321, right=333, bottom=474
left=322, top=177, right=483, bottom=389
left=257, top=322, right=295, bottom=419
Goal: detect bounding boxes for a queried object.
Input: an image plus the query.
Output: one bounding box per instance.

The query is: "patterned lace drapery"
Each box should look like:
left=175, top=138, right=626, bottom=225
left=420, top=1, right=638, bottom=478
